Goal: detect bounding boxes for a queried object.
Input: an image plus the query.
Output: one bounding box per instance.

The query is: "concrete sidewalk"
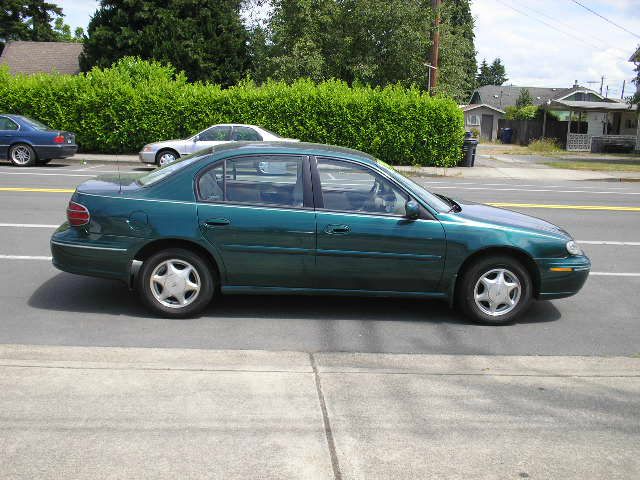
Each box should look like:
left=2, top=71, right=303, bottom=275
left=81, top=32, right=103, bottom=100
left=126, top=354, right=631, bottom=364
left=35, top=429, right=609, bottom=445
left=1, top=344, right=639, bottom=479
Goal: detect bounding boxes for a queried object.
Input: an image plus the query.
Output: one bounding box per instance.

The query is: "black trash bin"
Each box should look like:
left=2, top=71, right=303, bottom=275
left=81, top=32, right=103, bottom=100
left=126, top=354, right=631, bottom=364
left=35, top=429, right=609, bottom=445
left=500, top=127, right=513, bottom=144
left=460, top=136, right=478, bottom=167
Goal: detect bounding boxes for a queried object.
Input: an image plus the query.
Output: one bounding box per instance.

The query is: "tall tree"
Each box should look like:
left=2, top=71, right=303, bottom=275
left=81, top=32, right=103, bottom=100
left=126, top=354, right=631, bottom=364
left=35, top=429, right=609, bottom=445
left=515, top=88, right=533, bottom=108
left=489, top=58, right=507, bottom=85
left=252, top=0, right=476, bottom=102
left=81, top=0, right=249, bottom=85
left=1, top=0, right=66, bottom=49
left=476, top=57, right=507, bottom=86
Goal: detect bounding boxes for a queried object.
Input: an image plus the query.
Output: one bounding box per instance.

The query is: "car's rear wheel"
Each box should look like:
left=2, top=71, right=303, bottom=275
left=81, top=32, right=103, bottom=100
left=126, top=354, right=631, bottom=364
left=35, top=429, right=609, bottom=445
left=155, top=149, right=179, bottom=167
left=457, top=255, right=532, bottom=325
left=9, top=143, right=37, bottom=167
left=138, top=248, right=215, bottom=318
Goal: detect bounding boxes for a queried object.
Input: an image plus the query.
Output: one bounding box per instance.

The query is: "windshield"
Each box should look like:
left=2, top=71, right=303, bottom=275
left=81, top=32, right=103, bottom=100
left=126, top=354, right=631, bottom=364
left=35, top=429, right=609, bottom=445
left=137, top=154, right=205, bottom=186
left=19, top=116, right=50, bottom=131
left=375, top=159, right=451, bottom=213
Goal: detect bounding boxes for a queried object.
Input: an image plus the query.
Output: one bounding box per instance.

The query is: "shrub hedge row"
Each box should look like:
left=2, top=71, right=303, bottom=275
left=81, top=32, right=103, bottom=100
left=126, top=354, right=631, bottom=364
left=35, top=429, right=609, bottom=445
left=0, top=58, right=465, bottom=166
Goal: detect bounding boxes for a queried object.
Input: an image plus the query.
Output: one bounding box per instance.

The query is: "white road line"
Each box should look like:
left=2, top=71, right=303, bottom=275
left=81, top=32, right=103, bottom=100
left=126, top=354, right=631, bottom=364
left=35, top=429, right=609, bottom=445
left=590, top=272, right=640, bottom=277
left=428, top=186, right=640, bottom=196
left=70, top=164, right=106, bottom=172
left=420, top=181, right=631, bottom=190
left=0, top=223, right=58, bottom=228
left=0, top=255, right=52, bottom=260
left=0, top=254, right=638, bottom=278
left=0, top=171, right=96, bottom=178
left=578, top=241, right=640, bottom=246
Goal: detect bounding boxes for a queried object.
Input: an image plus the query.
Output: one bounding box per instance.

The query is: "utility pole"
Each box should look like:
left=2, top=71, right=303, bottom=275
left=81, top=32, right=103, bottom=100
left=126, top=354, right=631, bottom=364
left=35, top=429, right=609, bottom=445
left=621, top=80, right=626, bottom=99
left=429, top=0, right=441, bottom=95
left=605, top=85, right=609, bottom=98
left=599, top=75, right=605, bottom=95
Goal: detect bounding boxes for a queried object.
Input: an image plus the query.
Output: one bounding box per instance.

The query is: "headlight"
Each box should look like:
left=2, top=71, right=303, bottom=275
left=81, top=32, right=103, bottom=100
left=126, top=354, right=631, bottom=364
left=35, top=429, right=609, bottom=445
left=143, top=145, right=153, bottom=152
left=566, top=241, right=582, bottom=256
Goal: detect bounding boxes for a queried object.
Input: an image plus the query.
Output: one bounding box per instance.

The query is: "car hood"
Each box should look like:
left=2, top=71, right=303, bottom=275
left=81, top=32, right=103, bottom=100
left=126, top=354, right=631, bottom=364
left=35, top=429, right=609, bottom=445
left=451, top=200, right=571, bottom=239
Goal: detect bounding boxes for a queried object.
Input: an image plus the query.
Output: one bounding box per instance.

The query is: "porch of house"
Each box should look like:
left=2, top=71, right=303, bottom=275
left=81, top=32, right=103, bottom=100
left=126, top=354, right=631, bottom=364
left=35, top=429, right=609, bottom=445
left=544, top=100, right=639, bottom=152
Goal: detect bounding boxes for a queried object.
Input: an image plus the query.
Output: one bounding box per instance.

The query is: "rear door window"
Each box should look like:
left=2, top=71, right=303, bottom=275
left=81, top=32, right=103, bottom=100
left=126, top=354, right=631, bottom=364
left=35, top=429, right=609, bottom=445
left=0, top=117, right=19, bottom=130
left=231, top=126, right=262, bottom=141
left=198, top=155, right=305, bottom=208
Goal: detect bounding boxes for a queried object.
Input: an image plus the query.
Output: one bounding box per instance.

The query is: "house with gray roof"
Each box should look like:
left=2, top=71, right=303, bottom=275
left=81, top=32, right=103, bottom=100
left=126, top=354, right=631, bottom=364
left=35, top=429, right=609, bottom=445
left=466, top=82, right=638, bottom=151
left=0, top=41, right=83, bottom=75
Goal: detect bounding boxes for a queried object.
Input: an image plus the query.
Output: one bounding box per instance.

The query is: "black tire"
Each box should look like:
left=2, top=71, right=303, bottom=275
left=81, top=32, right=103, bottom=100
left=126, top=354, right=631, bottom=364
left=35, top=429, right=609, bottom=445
left=457, top=255, right=532, bottom=325
left=9, top=143, right=37, bottom=167
left=137, top=248, right=215, bottom=318
left=37, top=158, right=53, bottom=165
left=155, top=149, right=179, bottom=167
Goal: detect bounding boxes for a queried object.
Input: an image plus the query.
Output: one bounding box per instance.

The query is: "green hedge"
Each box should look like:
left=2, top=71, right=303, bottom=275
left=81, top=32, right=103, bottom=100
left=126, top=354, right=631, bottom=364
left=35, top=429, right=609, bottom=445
left=0, top=58, right=464, bottom=166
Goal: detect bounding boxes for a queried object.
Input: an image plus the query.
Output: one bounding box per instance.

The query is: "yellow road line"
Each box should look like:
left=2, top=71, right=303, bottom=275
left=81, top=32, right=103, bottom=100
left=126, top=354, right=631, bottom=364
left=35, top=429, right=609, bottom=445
left=0, top=187, right=74, bottom=193
left=0, top=188, right=638, bottom=212
left=488, top=202, right=640, bottom=212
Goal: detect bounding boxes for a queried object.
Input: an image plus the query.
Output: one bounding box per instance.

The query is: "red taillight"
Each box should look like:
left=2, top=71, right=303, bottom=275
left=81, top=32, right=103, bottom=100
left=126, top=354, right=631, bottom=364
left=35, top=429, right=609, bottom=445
left=67, top=201, right=90, bottom=226
left=54, top=135, right=65, bottom=144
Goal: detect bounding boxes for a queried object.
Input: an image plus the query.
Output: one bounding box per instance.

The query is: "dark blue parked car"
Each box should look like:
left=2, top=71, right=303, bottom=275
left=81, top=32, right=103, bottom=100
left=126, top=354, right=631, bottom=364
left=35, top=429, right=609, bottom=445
left=0, top=114, right=77, bottom=167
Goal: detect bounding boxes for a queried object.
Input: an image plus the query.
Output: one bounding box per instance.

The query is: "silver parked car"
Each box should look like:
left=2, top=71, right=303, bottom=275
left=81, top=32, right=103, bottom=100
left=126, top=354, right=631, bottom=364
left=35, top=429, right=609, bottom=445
left=139, top=124, right=298, bottom=166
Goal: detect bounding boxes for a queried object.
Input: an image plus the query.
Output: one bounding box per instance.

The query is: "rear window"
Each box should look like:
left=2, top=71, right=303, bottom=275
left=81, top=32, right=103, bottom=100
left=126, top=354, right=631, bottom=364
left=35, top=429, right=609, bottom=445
left=137, top=154, right=205, bottom=186
left=19, top=116, right=50, bottom=131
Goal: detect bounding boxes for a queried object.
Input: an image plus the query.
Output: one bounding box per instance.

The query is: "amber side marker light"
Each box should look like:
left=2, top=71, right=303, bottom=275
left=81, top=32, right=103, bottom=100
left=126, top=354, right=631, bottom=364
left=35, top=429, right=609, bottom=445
left=550, top=267, right=574, bottom=272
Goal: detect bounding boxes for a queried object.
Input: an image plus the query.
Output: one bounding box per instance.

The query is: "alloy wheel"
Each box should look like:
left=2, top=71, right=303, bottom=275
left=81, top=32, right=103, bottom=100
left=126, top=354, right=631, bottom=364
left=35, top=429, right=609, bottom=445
left=149, top=259, right=201, bottom=308
left=473, top=268, right=522, bottom=317
left=158, top=152, right=176, bottom=166
left=11, top=146, right=32, bottom=165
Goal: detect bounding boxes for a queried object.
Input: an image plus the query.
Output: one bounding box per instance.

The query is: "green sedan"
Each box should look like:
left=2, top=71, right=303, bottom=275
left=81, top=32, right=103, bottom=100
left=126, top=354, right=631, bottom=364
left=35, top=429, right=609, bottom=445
left=50, top=142, right=590, bottom=324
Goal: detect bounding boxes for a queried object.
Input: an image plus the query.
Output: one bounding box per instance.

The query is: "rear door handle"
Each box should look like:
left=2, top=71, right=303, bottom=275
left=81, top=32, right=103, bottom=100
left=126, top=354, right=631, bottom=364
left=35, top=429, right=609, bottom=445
left=203, top=218, right=230, bottom=227
left=324, top=224, right=351, bottom=235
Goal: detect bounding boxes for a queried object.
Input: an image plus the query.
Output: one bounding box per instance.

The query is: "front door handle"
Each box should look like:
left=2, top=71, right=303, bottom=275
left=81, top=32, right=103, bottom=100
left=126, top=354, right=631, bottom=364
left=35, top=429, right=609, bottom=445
left=203, top=218, right=230, bottom=228
left=324, top=224, right=351, bottom=235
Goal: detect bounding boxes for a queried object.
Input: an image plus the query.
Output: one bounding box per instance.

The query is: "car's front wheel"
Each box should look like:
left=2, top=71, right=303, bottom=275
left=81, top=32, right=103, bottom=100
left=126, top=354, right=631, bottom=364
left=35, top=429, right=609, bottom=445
left=138, top=248, right=215, bottom=318
left=457, top=255, right=532, bottom=324
left=155, top=149, right=179, bottom=167
left=9, top=143, right=37, bottom=167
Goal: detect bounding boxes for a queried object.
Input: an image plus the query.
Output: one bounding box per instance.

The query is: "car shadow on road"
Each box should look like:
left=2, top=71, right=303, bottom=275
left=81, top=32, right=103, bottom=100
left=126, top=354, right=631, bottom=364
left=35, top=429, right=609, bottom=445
left=29, top=273, right=562, bottom=325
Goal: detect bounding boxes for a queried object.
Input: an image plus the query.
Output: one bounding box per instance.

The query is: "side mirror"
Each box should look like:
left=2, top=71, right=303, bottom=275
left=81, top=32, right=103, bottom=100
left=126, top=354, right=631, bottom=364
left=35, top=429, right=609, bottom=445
left=405, top=199, right=420, bottom=219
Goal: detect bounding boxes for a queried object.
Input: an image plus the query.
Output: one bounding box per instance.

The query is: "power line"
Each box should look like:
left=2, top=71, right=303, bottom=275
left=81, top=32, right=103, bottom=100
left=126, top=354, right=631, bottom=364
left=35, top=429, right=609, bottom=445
left=519, top=1, right=609, bottom=47
left=495, top=0, right=630, bottom=62
left=569, top=0, right=640, bottom=40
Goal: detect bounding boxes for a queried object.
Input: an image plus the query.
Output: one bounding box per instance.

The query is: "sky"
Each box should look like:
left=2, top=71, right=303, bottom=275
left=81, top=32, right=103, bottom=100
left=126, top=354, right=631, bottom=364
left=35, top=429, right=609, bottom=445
left=56, top=0, right=639, bottom=96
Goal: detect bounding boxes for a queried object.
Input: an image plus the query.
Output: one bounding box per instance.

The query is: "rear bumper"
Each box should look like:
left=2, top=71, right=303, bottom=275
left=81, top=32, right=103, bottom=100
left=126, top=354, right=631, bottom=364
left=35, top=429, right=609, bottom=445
left=34, top=144, right=78, bottom=159
left=536, top=255, right=591, bottom=300
left=50, top=225, right=133, bottom=282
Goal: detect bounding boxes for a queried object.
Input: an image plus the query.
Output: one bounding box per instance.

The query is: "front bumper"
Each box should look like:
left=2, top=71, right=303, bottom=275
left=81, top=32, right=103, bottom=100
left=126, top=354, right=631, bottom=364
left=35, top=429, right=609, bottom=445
left=35, top=144, right=78, bottom=159
left=139, top=151, right=156, bottom=164
left=536, top=255, right=591, bottom=300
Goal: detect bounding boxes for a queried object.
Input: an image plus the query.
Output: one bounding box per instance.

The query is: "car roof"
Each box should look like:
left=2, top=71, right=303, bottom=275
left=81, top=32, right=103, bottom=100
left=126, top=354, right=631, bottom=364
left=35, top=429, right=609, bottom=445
left=203, top=141, right=378, bottom=166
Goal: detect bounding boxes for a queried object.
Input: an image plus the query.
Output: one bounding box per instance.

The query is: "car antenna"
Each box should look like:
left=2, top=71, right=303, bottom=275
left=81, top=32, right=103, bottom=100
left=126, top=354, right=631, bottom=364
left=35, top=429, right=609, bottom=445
left=116, top=145, right=122, bottom=194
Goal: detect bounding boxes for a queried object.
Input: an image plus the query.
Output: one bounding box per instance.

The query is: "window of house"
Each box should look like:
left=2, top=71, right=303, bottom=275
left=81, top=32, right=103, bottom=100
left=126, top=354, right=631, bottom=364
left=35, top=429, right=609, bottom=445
left=467, top=114, right=480, bottom=126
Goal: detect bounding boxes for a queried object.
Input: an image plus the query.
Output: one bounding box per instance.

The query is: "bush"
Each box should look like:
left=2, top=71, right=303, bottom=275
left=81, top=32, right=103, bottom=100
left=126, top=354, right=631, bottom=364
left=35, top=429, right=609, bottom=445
left=0, top=58, right=465, bottom=166
left=528, top=138, right=561, bottom=153
left=505, top=105, right=538, bottom=120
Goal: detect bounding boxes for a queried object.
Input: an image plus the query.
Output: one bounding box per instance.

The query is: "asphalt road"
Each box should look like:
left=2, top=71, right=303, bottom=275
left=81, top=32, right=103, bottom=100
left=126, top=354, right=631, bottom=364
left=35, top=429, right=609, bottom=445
left=1, top=160, right=639, bottom=355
